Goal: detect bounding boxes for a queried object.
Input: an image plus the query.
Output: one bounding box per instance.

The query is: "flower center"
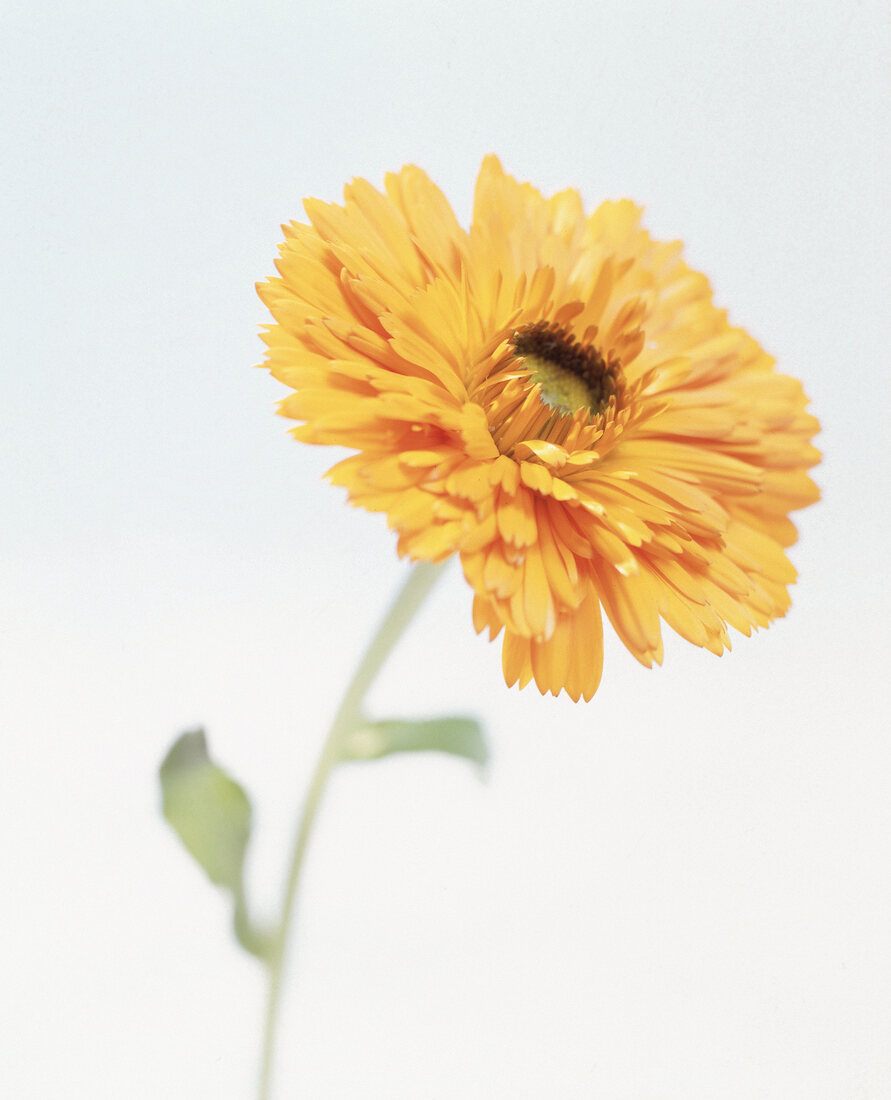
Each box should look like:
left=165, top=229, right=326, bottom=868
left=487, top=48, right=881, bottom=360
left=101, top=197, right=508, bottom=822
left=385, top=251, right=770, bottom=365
left=509, top=322, right=619, bottom=416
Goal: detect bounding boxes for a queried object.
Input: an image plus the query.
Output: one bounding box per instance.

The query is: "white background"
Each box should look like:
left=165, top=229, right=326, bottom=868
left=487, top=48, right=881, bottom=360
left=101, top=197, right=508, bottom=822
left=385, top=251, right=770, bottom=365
left=2, top=1, right=889, bottom=1097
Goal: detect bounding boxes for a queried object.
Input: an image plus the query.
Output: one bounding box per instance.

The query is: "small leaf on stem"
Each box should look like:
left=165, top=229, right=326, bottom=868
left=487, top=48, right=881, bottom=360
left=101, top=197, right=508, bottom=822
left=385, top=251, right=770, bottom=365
left=341, top=716, right=488, bottom=769
left=160, top=729, right=271, bottom=958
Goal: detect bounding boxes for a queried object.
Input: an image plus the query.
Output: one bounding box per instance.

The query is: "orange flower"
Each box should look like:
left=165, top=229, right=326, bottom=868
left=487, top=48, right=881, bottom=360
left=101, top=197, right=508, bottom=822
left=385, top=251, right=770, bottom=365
left=258, top=157, right=820, bottom=701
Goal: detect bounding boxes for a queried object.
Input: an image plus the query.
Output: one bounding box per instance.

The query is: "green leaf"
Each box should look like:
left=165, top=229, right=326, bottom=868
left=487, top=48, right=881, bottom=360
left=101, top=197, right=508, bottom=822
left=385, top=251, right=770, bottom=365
left=341, top=715, right=488, bottom=768
left=160, top=729, right=271, bottom=959
left=160, top=729, right=251, bottom=890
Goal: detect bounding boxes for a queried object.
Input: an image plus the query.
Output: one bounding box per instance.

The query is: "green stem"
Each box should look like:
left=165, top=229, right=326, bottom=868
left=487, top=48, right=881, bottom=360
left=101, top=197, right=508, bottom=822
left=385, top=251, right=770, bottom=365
left=257, top=560, right=447, bottom=1100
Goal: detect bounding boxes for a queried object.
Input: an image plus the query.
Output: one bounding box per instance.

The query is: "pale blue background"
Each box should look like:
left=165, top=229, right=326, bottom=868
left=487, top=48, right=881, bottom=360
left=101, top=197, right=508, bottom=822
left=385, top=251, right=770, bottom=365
left=2, top=1, right=889, bottom=1097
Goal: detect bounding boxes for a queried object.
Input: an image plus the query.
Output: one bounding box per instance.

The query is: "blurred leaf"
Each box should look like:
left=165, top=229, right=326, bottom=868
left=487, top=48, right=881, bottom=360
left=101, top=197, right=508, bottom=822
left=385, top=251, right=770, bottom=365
left=160, top=729, right=251, bottom=890
left=160, top=729, right=271, bottom=959
left=341, top=716, right=488, bottom=768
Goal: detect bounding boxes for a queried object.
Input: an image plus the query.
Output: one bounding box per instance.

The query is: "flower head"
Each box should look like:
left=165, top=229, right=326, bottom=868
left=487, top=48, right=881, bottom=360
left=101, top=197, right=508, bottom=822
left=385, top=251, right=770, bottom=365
left=258, top=157, right=820, bottom=701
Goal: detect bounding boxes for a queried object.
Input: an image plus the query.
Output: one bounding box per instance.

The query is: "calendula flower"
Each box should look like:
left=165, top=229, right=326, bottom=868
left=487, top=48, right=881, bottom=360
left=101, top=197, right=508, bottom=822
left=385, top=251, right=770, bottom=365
left=258, top=157, right=820, bottom=702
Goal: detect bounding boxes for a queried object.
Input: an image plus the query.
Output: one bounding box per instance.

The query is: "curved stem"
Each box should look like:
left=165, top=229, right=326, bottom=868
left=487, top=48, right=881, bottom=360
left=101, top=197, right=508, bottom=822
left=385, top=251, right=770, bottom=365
left=257, top=559, right=447, bottom=1100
